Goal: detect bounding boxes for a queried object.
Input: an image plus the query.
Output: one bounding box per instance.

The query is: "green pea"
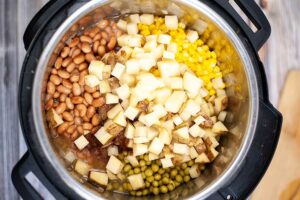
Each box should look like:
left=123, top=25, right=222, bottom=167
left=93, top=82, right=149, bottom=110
left=153, top=187, right=160, bottom=195
left=175, top=175, right=183, bottom=183
left=127, top=183, right=132, bottom=191
left=146, top=181, right=151, bottom=188
left=163, top=173, right=170, bottom=178
left=130, top=191, right=136, bottom=196
left=146, top=161, right=152, bottom=165
left=123, top=151, right=128, bottom=156
left=124, top=159, right=129, bottom=164
left=162, top=177, right=170, bottom=185
left=180, top=171, right=185, bottom=176
left=140, top=160, right=146, bottom=167
left=118, top=154, right=124, bottom=160
left=145, top=169, right=153, bottom=177
left=170, top=169, right=178, bottom=177
left=122, top=183, right=127, bottom=190
left=149, top=186, right=154, bottom=192
left=106, top=183, right=113, bottom=191
left=154, top=174, right=161, bottom=180
left=152, top=181, right=159, bottom=187
left=168, top=183, right=175, bottom=191
left=147, top=176, right=154, bottom=182
left=176, top=166, right=180, bottom=171
left=141, top=166, right=147, bottom=172
left=160, top=185, right=168, bottom=194
left=151, top=164, right=159, bottom=172
left=123, top=164, right=131, bottom=173
left=144, top=154, right=149, bottom=162
left=142, top=172, right=146, bottom=179
left=136, top=191, right=142, bottom=196
left=137, top=155, right=144, bottom=160
left=118, top=186, right=124, bottom=192
left=112, top=182, right=119, bottom=189
left=142, top=189, right=149, bottom=196
left=187, top=160, right=194, bottom=167
left=181, top=163, right=188, bottom=169
left=174, top=181, right=180, bottom=187
left=158, top=180, right=163, bottom=186
left=184, top=175, right=190, bottom=182
left=184, top=168, right=190, bottom=175
left=128, top=170, right=134, bottom=175
left=155, top=160, right=162, bottom=166
left=134, top=168, right=141, bottom=174
left=158, top=168, right=165, bottom=174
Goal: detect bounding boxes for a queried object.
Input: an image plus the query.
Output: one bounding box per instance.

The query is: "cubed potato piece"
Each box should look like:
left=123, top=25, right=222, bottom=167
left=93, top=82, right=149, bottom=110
left=152, top=44, right=165, bottom=59
left=120, top=74, right=136, bottom=87
left=133, top=143, right=148, bottom=156
left=117, top=173, right=126, bottom=181
left=189, top=124, right=203, bottom=138
left=207, top=147, right=219, bottom=161
left=127, top=139, right=134, bottom=148
left=154, top=88, right=172, bottom=104
left=179, top=111, right=191, bottom=122
left=191, top=19, right=208, bottom=34
left=173, top=143, right=189, bottom=155
left=212, top=121, right=228, bottom=134
left=183, top=72, right=203, bottom=98
left=107, top=104, right=123, bottom=119
left=152, top=104, right=168, bottom=118
left=158, top=60, right=180, bottom=78
left=218, top=111, right=227, bottom=122
left=158, top=128, right=172, bottom=145
left=135, top=126, right=148, bottom=137
left=182, top=100, right=201, bottom=116
left=140, top=14, right=154, bottom=25
left=161, top=120, right=174, bottom=132
left=165, top=91, right=187, bottom=113
left=186, top=30, right=199, bottom=43
left=111, top=63, right=126, bottom=79
left=115, top=84, right=130, bottom=100
left=189, top=147, right=199, bottom=159
left=128, top=174, right=145, bottom=190
left=74, top=135, right=89, bottom=150
left=167, top=42, right=178, bottom=53
left=139, top=57, right=156, bottom=71
left=195, top=153, right=210, bottom=163
left=212, top=77, right=225, bottom=89
left=75, top=160, right=91, bottom=176
left=143, top=40, right=157, bottom=52
left=194, top=115, right=206, bottom=125
left=148, top=137, right=164, bottom=155
left=205, top=136, right=219, bottom=148
left=160, top=157, right=174, bottom=168
left=99, top=80, right=111, bottom=94
left=147, top=127, right=159, bottom=140
left=126, top=59, right=140, bottom=74
left=108, top=145, right=119, bottom=156
left=149, top=153, right=159, bottom=161
left=48, top=109, right=63, bottom=128
left=127, top=23, right=139, bottom=35
left=106, top=93, right=119, bottom=104
left=165, top=15, right=178, bottom=30
left=89, top=171, right=108, bottom=186
left=88, top=61, right=105, bottom=80
left=129, top=14, right=140, bottom=23
left=94, top=127, right=114, bottom=145
left=107, top=170, right=118, bottom=180
left=116, top=19, right=127, bottom=31
left=113, top=111, right=127, bottom=127
left=125, top=123, right=135, bottom=139
left=124, top=106, right=140, bottom=121
left=200, top=88, right=209, bottom=98
left=85, top=75, right=100, bottom=88
left=143, top=112, right=159, bottom=127
left=126, top=155, right=139, bottom=166
left=173, top=115, right=183, bottom=126
left=163, top=51, right=175, bottom=60
left=64, top=151, right=76, bottom=163
left=106, top=155, right=124, bottom=174
left=146, top=35, right=157, bottom=42
left=170, top=77, right=183, bottom=89
left=117, top=46, right=133, bottom=60
left=134, top=137, right=149, bottom=144
left=189, top=165, right=200, bottom=178
left=158, top=34, right=171, bottom=44
left=131, top=47, right=144, bottom=58
left=128, top=35, right=143, bottom=47
left=174, top=126, right=190, bottom=143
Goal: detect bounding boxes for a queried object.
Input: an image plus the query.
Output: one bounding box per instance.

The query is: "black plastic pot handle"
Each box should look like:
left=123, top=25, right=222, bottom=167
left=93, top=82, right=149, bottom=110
left=210, top=100, right=282, bottom=200
left=11, top=152, right=67, bottom=200
left=23, top=0, right=72, bottom=50
left=214, top=0, right=271, bottom=52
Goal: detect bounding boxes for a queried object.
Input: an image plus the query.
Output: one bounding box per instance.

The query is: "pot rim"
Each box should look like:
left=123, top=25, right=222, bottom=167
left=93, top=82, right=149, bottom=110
left=31, top=0, right=259, bottom=199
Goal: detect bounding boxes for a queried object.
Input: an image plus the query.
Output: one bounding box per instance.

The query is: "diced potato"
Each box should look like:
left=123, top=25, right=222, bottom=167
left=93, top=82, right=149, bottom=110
left=218, top=111, right=227, bottom=122
left=148, top=137, right=164, bottom=155
left=106, top=93, right=119, bottom=104
left=147, top=127, right=159, bottom=140
left=212, top=77, right=225, bottom=89
left=205, top=136, right=219, bottom=148
left=165, top=91, right=187, bottom=113
left=173, top=115, right=183, bottom=126
left=154, top=88, right=172, bottom=104
left=125, top=123, right=135, bottom=139
left=117, top=19, right=127, bottom=31
left=163, top=51, right=175, bottom=60
left=106, top=156, right=124, bottom=174
left=140, top=14, right=154, bottom=25
left=194, top=115, right=206, bottom=125
left=195, top=153, right=210, bottom=163
left=207, top=147, right=219, bottom=161
left=143, top=40, right=157, bottom=52
left=128, top=174, right=145, bottom=190
left=75, top=160, right=91, bottom=176
left=127, top=23, right=139, bottom=35
left=167, top=42, right=178, bottom=53
left=108, top=145, right=119, bottom=156
left=157, top=60, right=180, bottom=78
left=127, top=139, right=134, bottom=148
left=48, top=109, right=63, bottom=128
left=173, top=143, right=189, bottom=155
left=165, top=15, right=178, bottom=30
left=182, top=100, right=201, bottom=116
left=117, top=173, right=126, bottom=180
left=111, top=63, right=125, bottom=79
left=212, top=121, right=228, bottom=134
left=126, top=155, right=139, bottom=166
left=117, top=46, right=133, bottom=60
left=74, top=135, right=89, bottom=150
left=89, top=171, right=108, bottom=186
left=133, top=143, right=148, bottom=156
left=115, top=84, right=130, bottom=100
left=99, top=80, right=111, bottom=94
left=152, top=44, right=165, bottom=59
left=94, top=127, right=114, bottom=145
left=158, top=34, right=171, bottom=44
left=107, top=104, right=123, bottom=119
left=120, top=74, right=136, bottom=87
left=128, top=35, right=143, bottom=47
left=85, top=75, right=100, bottom=88
left=189, top=124, right=203, bottom=138
left=170, top=77, right=183, bottom=89
left=113, top=111, right=127, bottom=127
left=139, top=57, right=156, bottom=71
left=134, top=137, right=149, bottom=144
left=124, top=106, right=140, bottom=121
left=200, top=88, right=209, bottom=98
left=64, top=151, right=76, bottom=163
left=160, top=157, right=174, bottom=168
left=146, top=35, right=157, bottom=42
left=129, top=14, right=140, bottom=23
left=158, top=128, right=172, bottom=145
left=179, top=111, right=191, bottom=121
left=174, top=126, right=190, bottom=143
left=152, top=104, right=168, bottom=118
left=126, top=59, right=140, bottom=74
left=143, top=112, right=159, bottom=127
left=192, top=19, right=208, bottom=34
left=149, top=153, right=159, bottom=161
left=189, top=147, right=199, bottom=159
left=189, top=165, right=200, bottom=178
left=135, top=126, right=148, bottom=137
left=186, top=30, right=199, bottom=43
left=183, top=72, right=203, bottom=98
left=88, top=61, right=105, bottom=80
left=107, top=170, right=118, bottom=180
left=131, top=47, right=144, bottom=58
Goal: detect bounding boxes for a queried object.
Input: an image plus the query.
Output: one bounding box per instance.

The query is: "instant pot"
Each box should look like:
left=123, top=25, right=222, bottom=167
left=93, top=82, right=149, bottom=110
left=12, top=0, right=282, bottom=199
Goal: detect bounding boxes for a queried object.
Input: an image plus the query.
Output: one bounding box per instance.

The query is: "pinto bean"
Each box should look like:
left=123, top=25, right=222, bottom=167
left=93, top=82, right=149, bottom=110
left=72, top=83, right=81, bottom=96
left=55, top=57, right=63, bottom=69
left=55, top=103, right=67, bottom=114
left=62, top=79, right=73, bottom=89
left=62, top=112, right=74, bottom=122
left=47, top=82, right=55, bottom=95
left=61, top=47, right=70, bottom=58
left=57, top=85, right=71, bottom=94
left=62, top=57, right=72, bottom=67
left=50, top=75, right=61, bottom=85
left=57, top=122, right=69, bottom=134
left=92, top=97, right=105, bottom=107
left=57, top=70, right=70, bottom=79
left=107, top=36, right=117, bottom=50
left=81, top=42, right=92, bottom=53
left=73, top=54, right=85, bottom=65
left=84, top=93, right=93, bottom=105
left=68, top=37, right=80, bottom=48
left=86, top=106, right=96, bottom=119
left=66, top=97, right=74, bottom=109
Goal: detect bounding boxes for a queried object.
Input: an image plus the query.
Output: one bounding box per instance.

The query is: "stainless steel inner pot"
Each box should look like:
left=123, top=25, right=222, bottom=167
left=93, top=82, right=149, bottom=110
left=31, top=0, right=259, bottom=199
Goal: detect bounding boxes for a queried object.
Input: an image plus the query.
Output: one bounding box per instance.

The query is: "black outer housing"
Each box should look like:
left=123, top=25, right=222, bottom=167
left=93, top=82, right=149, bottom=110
left=12, top=0, right=282, bottom=200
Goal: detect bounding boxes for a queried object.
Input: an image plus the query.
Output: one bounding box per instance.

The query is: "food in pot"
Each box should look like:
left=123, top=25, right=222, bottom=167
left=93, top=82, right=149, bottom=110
left=44, top=14, right=230, bottom=196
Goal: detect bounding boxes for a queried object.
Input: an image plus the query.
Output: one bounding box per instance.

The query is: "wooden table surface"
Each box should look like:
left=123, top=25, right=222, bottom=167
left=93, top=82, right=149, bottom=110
left=0, top=0, right=299, bottom=199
